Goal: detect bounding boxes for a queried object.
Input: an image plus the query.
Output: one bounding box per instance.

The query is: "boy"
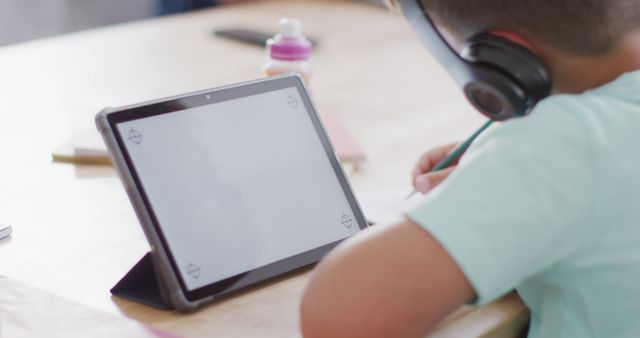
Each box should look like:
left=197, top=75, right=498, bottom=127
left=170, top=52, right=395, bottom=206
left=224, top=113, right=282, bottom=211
left=300, top=1, right=640, bottom=337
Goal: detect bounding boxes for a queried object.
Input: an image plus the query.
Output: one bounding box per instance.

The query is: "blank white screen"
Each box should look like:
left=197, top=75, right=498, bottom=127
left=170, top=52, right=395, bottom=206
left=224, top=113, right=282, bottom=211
left=117, top=87, right=359, bottom=291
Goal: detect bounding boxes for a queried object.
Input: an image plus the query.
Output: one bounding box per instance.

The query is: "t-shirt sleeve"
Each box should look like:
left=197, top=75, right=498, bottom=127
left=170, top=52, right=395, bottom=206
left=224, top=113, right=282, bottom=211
left=407, top=97, right=594, bottom=305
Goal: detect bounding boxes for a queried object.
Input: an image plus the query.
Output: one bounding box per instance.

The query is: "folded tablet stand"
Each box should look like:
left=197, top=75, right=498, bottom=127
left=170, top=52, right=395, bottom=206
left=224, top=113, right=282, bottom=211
left=110, top=252, right=173, bottom=310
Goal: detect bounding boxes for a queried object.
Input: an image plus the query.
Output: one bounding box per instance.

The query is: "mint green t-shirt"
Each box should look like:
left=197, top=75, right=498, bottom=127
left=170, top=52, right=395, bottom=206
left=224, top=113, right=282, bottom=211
left=408, top=71, right=640, bottom=337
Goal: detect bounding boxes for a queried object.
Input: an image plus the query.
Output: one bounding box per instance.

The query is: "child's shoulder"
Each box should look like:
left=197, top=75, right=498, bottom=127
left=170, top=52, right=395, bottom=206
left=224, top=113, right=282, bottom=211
left=485, top=71, right=640, bottom=156
left=533, top=70, right=640, bottom=131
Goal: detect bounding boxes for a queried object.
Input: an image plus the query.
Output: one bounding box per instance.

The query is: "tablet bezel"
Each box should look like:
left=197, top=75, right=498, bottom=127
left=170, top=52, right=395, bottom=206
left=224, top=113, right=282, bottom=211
left=104, top=75, right=368, bottom=303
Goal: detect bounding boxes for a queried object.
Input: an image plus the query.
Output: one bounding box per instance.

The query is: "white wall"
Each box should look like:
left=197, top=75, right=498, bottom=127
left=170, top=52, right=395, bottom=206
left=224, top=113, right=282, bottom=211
left=0, top=0, right=157, bottom=46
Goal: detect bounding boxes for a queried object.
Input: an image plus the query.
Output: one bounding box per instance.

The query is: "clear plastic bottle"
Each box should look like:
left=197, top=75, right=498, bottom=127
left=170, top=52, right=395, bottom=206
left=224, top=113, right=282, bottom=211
left=263, top=18, right=313, bottom=83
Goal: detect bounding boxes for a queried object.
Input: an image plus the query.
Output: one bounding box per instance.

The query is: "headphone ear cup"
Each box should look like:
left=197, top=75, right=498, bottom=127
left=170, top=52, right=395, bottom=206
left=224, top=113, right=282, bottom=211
left=461, top=34, right=551, bottom=119
left=462, top=68, right=528, bottom=121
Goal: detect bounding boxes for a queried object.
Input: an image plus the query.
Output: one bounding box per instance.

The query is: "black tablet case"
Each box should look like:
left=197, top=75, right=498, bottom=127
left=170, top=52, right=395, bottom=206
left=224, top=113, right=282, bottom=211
left=110, top=252, right=173, bottom=310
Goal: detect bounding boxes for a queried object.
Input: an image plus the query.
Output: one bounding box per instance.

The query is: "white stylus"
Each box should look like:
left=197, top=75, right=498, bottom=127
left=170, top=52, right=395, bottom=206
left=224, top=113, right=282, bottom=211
left=0, top=224, right=13, bottom=240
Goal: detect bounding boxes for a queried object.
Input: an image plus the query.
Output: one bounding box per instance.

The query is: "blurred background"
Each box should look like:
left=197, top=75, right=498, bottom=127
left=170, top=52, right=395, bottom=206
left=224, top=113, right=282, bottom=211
left=0, top=0, right=383, bottom=47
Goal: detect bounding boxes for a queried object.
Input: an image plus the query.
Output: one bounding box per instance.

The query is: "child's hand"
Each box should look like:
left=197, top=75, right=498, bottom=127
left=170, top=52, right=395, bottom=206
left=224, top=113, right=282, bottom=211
left=412, top=142, right=461, bottom=194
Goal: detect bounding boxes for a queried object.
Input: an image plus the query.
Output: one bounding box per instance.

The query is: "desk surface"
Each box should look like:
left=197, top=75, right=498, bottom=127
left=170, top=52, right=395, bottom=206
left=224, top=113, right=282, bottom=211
left=0, top=1, right=527, bottom=337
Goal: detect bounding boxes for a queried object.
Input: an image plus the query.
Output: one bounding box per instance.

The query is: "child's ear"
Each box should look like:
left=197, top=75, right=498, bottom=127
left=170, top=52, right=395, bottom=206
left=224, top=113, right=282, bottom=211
left=488, top=29, right=538, bottom=54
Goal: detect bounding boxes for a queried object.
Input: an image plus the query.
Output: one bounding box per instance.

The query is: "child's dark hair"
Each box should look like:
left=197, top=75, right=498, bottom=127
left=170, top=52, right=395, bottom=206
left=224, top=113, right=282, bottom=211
left=389, top=0, right=640, bottom=55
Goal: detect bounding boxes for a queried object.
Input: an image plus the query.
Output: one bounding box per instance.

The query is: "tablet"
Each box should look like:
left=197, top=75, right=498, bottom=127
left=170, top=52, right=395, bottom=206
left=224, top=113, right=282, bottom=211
left=96, top=75, right=367, bottom=310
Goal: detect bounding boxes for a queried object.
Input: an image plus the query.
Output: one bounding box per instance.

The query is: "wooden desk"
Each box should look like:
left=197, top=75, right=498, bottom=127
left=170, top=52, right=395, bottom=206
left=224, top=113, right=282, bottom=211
left=0, top=0, right=528, bottom=337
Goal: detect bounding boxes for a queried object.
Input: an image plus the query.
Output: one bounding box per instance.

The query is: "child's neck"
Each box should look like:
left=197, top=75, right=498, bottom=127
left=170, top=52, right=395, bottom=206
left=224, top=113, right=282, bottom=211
left=546, top=30, right=640, bottom=94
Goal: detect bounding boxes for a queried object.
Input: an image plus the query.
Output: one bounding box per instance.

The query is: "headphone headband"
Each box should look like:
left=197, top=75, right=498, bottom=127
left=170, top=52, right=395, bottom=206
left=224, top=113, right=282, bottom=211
left=396, top=0, right=551, bottom=121
left=396, top=0, right=473, bottom=85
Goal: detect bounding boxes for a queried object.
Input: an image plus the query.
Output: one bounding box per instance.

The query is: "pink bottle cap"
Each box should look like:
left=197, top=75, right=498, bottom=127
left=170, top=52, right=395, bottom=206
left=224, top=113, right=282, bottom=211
left=268, top=18, right=312, bottom=61
left=269, top=37, right=312, bottom=61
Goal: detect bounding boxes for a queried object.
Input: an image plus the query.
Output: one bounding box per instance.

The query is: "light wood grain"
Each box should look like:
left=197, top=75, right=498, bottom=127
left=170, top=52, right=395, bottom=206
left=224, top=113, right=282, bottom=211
left=0, top=277, right=177, bottom=338
left=431, top=293, right=529, bottom=338
left=0, top=1, right=525, bottom=337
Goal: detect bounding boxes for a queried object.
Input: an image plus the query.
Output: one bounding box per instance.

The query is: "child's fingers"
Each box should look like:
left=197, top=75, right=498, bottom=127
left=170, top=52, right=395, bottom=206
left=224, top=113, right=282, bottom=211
left=413, top=166, right=457, bottom=193
left=412, top=143, right=460, bottom=181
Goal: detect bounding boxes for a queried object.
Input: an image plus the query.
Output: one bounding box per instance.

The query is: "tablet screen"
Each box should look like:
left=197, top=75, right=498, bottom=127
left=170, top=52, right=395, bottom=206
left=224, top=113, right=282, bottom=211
left=111, top=79, right=364, bottom=297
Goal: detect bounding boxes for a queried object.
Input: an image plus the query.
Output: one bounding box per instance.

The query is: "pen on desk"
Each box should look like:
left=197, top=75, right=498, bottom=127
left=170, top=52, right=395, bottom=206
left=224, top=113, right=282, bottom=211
left=406, top=120, right=494, bottom=200
left=0, top=224, right=13, bottom=240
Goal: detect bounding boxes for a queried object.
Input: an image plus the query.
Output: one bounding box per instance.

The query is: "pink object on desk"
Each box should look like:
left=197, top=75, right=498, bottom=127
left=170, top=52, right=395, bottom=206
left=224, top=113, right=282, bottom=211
left=320, top=113, right=366, bottom=164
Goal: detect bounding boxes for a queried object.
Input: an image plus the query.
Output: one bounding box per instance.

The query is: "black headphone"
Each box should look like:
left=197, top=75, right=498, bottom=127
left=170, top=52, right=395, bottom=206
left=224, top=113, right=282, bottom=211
left=397, top=0, right=552, bottom=121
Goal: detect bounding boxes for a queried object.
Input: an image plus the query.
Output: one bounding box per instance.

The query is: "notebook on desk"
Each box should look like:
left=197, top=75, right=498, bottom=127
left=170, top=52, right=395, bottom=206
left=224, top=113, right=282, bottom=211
left=53, top=113, right=365, bottom=166
left=356, top=185, right=426, bottom=224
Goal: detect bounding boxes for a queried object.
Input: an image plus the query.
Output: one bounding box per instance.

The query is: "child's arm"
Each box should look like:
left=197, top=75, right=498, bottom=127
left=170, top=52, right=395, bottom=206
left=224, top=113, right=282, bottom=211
left=300, top=219, right=475, bottom=338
